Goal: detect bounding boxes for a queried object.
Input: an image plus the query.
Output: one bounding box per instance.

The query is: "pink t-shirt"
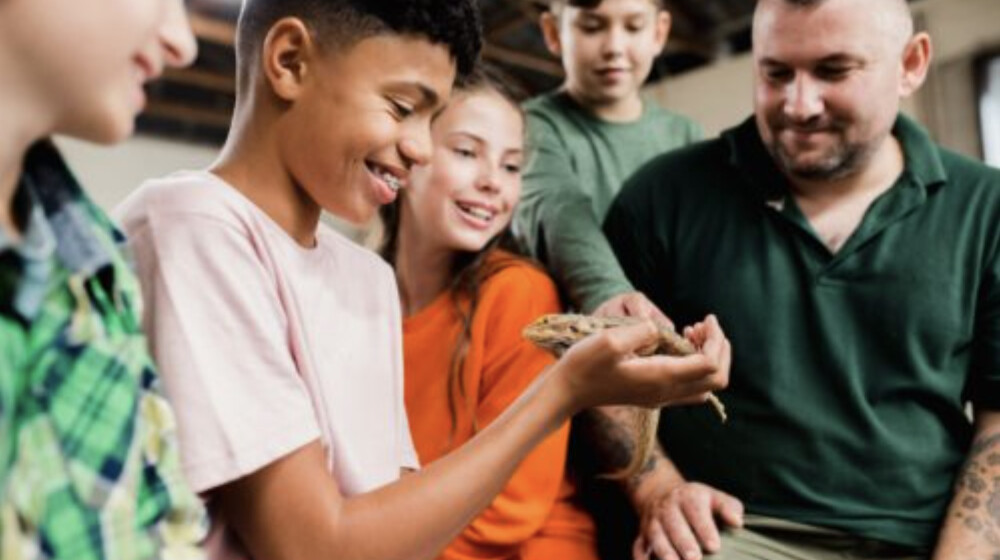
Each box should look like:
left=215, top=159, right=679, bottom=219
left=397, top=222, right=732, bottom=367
left=116, top=170, right=417, bottom=559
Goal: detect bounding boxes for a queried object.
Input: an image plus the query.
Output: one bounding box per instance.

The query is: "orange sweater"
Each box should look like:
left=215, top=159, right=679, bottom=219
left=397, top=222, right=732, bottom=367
left=403, top=252, right=598, bottom=560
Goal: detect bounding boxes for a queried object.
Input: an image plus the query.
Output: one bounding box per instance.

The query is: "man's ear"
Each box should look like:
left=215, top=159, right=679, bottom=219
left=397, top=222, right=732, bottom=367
left=899, top=31, right=933, bottom=98
left=540, top=11, right=564, bottom=58
left=261, top=17, right=317, bottom=102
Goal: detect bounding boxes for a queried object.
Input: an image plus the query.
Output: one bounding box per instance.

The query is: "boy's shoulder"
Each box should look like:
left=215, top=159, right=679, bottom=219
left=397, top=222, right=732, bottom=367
left=524, top=90, right=701, bottom=138
left=316, top=223, right=396, bottom=279
left=642, top=100, right=701, bottom=131
left=117, top=170, right=240, bottom=223
left=117, top=171, right=395, bottom=284
left=523, top=90, right=565, bottom=115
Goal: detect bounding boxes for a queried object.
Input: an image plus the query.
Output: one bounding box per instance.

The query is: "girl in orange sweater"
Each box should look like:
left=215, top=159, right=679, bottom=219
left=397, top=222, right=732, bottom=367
left=380, top=67, right=601, bottom=560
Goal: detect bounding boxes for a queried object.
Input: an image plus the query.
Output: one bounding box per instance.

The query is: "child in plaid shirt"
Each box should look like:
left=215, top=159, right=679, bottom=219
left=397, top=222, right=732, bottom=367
left=0, top=1, right=206, bottom=558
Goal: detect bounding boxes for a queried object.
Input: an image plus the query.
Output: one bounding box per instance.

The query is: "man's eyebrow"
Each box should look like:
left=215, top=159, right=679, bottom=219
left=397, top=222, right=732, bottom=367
left=816, top=53, right=863, bottom=65
left=759, top=54, right=862, bottom=67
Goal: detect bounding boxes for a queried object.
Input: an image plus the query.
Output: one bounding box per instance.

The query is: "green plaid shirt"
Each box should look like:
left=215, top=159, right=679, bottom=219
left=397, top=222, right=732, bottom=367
left=0, top=142, right=206, bottom=559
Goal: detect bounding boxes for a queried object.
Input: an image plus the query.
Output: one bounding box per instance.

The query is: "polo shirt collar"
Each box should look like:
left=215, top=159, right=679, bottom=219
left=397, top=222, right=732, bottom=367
left=895, top=113, right=948, bottom=189
left=723, top=113, right=949, bottom=200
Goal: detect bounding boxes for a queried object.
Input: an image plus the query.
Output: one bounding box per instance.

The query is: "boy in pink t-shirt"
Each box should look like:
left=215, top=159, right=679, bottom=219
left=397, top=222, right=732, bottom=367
left=117, top=170, right=417, bottom=556
left=117, top=1, right=731, bottom=559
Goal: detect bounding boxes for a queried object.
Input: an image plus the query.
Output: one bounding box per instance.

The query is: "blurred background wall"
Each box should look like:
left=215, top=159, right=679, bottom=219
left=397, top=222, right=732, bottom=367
left=62, top=0, right=1000, bottom=218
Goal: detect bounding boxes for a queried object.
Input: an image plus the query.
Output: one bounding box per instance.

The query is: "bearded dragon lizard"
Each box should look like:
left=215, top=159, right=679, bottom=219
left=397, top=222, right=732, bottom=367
left=522, top=313, right=726, bottom=481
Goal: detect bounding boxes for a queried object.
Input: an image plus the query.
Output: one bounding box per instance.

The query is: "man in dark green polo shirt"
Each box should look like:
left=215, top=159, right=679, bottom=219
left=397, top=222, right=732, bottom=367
left=598, top=0, right=1000, bottom=558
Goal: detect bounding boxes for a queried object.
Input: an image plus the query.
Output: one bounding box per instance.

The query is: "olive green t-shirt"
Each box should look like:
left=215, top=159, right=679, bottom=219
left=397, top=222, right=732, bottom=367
left=515, top=91, right=702, bottom=311
left=604, top=115, right=1000, bottom=550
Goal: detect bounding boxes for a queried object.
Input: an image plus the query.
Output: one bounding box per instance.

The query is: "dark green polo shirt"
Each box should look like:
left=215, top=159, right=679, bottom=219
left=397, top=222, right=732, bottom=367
left=604, top=115, right=1000, bottom=550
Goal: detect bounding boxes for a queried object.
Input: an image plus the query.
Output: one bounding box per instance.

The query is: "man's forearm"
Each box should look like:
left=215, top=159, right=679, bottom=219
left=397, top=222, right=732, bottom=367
left=579, top=405, right=685, bottom=498
left=934, top=425, right=1000, bottom=559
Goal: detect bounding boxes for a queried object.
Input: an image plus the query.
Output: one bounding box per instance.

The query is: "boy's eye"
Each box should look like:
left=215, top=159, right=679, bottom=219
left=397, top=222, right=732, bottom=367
left=390, top=99, right=415, bottom=119
left=626, top=18, right=648, bottom=32
left=576, top=18, right=605, bottom=33
left=453, top=147, right=477, bottom=158
left=503, top=163, right=522, bottom=174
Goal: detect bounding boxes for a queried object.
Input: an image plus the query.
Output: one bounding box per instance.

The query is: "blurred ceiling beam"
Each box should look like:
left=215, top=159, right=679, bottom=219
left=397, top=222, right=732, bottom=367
left=483, top=43, right=564, bottom=77
left=189, top=13, right=235, bottom=46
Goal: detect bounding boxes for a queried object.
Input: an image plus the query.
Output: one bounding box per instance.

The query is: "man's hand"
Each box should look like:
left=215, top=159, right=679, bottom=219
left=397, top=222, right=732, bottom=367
left=593, top=291, right=673, bottom=329
left=632, top=481, right=744, bottom=560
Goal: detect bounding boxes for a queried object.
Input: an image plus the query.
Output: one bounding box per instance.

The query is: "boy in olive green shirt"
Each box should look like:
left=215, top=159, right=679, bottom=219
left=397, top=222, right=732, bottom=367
left=515, top=0, right=702, bottom=315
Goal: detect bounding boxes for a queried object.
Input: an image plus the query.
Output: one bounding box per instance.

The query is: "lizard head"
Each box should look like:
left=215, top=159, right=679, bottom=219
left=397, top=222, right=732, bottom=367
left=521, top=314, right=592, bottom=356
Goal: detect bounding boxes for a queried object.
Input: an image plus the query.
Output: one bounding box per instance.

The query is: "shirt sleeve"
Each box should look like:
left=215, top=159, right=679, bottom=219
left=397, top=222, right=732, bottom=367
left=388, top=278, right=420, bottom=471
left=688, top=119, right=706, bottom=143
left=129, top=211, right=321, bottom=493
left=603, top=180, right=661, bottom=301
left=971, top=234, right=1000, bottom=410
left=515, top=116, right=635, bottom=313
left=441, top=264, right=568, bottom=560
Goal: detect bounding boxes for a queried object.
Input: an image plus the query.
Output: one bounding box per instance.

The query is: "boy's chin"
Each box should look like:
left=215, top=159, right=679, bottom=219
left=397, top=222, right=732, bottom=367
left=329, top=200, right=379, bottom=227
left=61, top=117, right=136, bottom=146
left=596, top=84, right=637, bottom=103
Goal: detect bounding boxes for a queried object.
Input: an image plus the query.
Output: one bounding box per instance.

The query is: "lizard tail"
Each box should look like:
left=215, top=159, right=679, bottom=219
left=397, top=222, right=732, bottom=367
left=601, top=407, right=660, bottom=482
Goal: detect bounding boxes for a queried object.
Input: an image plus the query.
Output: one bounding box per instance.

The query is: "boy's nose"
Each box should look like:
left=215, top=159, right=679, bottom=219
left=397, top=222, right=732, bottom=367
left=161, top=0, right=199, bottom=68
left=399, top=130, right=433, bottom=168
left=601, top=27, right=627, bottom=58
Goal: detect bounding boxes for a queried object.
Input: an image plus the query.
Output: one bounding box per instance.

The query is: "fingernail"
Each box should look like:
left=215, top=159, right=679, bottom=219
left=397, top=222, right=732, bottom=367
left=683, top=549, right=700, bottom=560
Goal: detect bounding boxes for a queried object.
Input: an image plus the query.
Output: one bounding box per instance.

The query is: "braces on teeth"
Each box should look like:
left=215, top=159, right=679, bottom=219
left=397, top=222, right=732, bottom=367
left=383, top=174, right=401, bottom=192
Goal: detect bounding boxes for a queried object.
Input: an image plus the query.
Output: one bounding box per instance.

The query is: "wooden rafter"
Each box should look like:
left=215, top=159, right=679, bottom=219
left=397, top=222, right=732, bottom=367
left=162, top=67, right=235, bottom=94
left=483, top=42, right=564, bottom=77
left=189, top=12, right=236, bottom=46
left=145, top=100, right=233, bottom=129
left=487, top=13, right=533, bottom=43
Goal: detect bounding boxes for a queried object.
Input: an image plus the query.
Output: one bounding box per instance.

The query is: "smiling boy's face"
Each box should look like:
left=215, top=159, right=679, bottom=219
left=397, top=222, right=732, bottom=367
left=543, top=0, right=669, bottom=112
left=0, top=0, right=197, bottom=144
left=275, top=33, right=457, bottom=225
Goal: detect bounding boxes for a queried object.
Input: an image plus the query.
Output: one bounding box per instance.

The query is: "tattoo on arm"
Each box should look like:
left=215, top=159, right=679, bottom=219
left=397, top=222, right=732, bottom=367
left=952, top=432, right=1000, bottom=552
left=579, top=406, right=662, bottom=489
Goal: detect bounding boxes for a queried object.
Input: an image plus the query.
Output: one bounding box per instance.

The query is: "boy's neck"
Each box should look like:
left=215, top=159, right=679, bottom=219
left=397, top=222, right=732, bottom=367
left=394, top=218, right=453, bottom=317
left=211, top=116, right=323, bottom=249
left=0, top=162, right=22, bottom=242
left=567, top=87, right=645, bottom=123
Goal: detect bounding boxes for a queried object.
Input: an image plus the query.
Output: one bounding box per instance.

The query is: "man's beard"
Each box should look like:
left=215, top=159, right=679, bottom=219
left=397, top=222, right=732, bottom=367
left=766, top=121, right=884, bottom=182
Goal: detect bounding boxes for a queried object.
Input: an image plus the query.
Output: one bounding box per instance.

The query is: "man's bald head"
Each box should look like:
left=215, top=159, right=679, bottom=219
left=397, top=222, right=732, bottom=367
left=755, top=0, right=914, bottom=54
left=749, top=0, right=932, bottom=184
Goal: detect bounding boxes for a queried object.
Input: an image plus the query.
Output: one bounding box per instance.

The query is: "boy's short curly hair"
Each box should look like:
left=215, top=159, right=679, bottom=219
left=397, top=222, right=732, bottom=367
left=236, top=0, right=482, bottom=89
